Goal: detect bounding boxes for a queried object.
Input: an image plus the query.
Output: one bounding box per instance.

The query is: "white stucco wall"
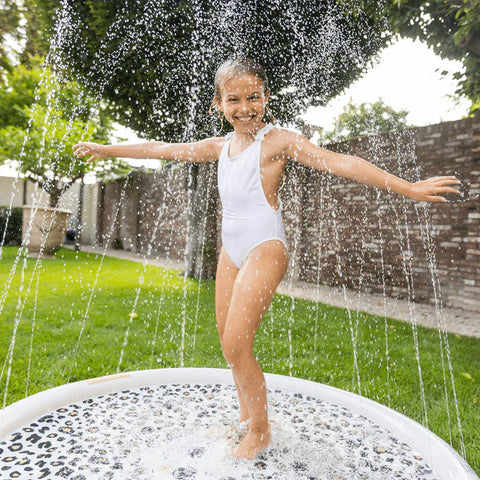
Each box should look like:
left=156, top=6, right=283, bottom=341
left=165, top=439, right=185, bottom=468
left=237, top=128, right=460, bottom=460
left=0, top=176, right=99, bottom=246
left=0, top=176, right=25, bottom=208
left=79, top=183, right=98, bottom=245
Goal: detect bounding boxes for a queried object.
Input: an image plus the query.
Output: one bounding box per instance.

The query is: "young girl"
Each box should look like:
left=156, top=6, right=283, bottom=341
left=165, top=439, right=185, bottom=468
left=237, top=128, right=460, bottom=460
left=73, top=57, right=460, bottom=459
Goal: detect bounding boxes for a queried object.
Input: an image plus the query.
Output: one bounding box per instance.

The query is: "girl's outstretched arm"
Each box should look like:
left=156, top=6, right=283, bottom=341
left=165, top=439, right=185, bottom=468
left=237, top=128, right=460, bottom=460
left=73, top=137, right=222, bottom=164
left=284, top=131, right=460, bottom=202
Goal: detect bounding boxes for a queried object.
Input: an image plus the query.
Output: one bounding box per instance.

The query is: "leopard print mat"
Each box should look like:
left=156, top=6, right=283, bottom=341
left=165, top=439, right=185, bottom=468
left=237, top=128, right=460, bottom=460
left=0, top=384, right=438, bottom=479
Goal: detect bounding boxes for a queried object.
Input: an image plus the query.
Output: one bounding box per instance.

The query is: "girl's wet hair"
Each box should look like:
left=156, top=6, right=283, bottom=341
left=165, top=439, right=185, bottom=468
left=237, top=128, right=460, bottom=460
left=210, top=58, right=275, bottom=126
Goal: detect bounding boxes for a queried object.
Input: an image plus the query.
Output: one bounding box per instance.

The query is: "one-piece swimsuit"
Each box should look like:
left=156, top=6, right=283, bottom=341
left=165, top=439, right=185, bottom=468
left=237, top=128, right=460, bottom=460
left=217, top=123, right=288, bottom=269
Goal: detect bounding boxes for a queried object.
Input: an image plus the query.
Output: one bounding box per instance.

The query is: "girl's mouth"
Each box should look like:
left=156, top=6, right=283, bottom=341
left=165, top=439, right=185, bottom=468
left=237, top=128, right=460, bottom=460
left=235, top=114, right=257, bottom=123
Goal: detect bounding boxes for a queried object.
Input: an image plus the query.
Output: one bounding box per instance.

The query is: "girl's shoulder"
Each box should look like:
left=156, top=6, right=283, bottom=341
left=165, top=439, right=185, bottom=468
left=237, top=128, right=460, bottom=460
left=266, top=125, right=301, bottom=143
left=263, top=125, right=302, bottom=159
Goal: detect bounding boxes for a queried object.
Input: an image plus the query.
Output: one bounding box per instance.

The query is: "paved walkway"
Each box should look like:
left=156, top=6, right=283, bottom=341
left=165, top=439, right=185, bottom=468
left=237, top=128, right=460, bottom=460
left=78, top=245, right=480, bottom=339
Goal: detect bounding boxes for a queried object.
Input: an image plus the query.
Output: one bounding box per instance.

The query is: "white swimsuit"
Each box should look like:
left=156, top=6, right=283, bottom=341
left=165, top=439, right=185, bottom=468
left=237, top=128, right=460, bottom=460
left=217, top=124, right=288, bottom=269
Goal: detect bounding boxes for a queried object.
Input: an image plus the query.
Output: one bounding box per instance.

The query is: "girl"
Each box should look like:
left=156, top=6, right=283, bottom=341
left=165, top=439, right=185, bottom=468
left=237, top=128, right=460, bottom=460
left=73, top=57, right=460, bottom=459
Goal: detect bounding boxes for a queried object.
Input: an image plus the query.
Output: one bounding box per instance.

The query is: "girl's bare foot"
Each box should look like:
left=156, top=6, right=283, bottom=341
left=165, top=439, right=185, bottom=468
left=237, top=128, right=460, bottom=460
left=232, top=427, right=271, bottom=459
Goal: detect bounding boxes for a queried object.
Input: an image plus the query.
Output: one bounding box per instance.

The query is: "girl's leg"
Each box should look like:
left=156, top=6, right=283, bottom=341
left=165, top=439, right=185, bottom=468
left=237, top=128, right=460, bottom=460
left=215, top=247, right=249, bottom=422
left=221, top=240, right=288, bottom=458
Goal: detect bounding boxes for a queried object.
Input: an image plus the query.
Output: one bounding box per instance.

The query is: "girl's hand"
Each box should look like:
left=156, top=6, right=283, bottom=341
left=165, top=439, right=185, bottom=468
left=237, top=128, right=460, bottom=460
left=73, top=142, right=109, bottom=163
left=408, top=176, right=461, bottom=202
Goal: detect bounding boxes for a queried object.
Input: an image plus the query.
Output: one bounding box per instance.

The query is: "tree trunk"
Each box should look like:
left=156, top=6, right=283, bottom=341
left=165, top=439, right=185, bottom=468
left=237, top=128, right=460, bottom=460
left=184, top=163, right=219, bottom=279
left=49, top=187, right=62, bottom=209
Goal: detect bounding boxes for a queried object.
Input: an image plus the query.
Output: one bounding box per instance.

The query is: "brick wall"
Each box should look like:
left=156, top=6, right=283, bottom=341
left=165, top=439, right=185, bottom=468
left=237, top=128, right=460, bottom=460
left=284, top=115, right=480, bottom=312
left=97, top=164, right=189, bottom=259
left=97, top=115, right=480, bottom=312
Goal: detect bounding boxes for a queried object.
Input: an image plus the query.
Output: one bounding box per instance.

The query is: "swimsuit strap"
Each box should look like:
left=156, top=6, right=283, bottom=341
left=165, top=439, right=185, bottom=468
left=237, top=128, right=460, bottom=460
left=254, top=123, right=275, bottom=141
left=224, top=124, right=275, bottom=143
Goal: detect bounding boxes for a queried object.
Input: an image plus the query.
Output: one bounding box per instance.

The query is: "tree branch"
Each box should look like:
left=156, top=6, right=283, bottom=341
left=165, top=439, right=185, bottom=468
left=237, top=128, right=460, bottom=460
left=458, top=34, right=480, bottom=56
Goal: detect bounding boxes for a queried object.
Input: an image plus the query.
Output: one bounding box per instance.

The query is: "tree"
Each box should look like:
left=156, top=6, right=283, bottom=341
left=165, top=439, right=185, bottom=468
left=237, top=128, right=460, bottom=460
left=0, top=0, right=21, bottom=71
left=14, top=1, right=480, bottom=122
left=0, top=58, right=128, bottom=208
left=386, top=0, right=480, bottom=111
left=0, top=0, right=55, bottom=72
left=35, top=0, right=390, bottom=140
left=320, top=99, right=410, bottom=143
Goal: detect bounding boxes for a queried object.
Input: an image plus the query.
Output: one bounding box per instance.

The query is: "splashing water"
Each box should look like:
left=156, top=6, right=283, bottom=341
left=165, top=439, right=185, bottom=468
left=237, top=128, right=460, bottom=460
left=0, top=381, right=449, bottom=480
left=0, top=0, right=475, bottom=475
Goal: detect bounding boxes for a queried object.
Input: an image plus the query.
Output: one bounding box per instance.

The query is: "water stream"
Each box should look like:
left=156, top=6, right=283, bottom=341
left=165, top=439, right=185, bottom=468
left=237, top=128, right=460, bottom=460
left=0, top=0, right=473, bottom=476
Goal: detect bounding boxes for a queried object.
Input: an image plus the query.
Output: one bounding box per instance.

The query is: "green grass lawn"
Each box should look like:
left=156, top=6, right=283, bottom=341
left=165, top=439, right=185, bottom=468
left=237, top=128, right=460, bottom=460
left=1, top=246, right=479, bottom=473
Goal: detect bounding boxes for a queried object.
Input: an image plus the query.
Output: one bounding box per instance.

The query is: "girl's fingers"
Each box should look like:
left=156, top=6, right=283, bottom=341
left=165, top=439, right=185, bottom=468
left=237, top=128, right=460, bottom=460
left=428, top=176, right=457, bottom=181
left=73, top=143, right=85, bottom=152
left=73, top=142, right=97, bottom=159
left=433, top=177, right=461, bottom=186
left=425, top=186, right=459, bottom=201
left=439, top=187, right=461, bottom=194
left=73, top=145, right=93, bottom=158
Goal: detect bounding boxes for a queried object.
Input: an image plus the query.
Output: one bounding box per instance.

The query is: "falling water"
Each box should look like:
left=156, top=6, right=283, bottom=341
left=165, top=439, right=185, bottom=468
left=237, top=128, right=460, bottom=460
left=413, top=200, right=467, bottom=456
left=284, top=165, right=303, bottom=377
left=148, top=177, right=183, bottom=368
left=374, top=193, right=392, bottom=407
left=67, top=175, right=132, bottom=381
left=0, top=0, right=476, bottom=476
left=24, top=262, right=41, bottom=397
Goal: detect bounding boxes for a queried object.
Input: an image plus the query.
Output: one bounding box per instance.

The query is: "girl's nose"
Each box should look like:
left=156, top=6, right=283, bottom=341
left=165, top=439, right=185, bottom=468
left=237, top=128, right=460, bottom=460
left=238, top=100, right=249, bottom=112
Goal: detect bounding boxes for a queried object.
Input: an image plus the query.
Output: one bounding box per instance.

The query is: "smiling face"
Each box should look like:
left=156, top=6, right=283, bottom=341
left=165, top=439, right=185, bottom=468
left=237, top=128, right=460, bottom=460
left=217, top=74, right=270, bottom=135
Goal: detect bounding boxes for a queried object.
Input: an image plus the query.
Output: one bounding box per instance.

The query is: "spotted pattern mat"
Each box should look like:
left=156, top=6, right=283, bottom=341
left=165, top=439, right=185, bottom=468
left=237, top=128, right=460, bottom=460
left=0, top=384, right=438, bottom=479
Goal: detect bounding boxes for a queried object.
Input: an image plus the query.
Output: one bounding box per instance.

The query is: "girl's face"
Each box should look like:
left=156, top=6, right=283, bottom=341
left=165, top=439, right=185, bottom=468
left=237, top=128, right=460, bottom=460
left=218, top=74, right=270, bottom=134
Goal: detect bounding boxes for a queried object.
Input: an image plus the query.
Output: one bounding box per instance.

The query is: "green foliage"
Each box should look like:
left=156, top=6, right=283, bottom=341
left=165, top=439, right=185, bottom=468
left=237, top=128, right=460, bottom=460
left=386, top=0, right=480, bottom=111
left=0, top=0, right=57, bottom=69
left=0, top=207, right=23, bottom=245
left=0, top=60, right=42, bottom=129
left=4, top=0, right=479, bottom=138
left=320, top=99, right=410, bottom=142
left=20, top=0, right=60, bottom=62
left=0, top=58, right=129, bottom=207
left=0, top=0, right=21, bottom=70
left=32, top=0, right=390, bottom=140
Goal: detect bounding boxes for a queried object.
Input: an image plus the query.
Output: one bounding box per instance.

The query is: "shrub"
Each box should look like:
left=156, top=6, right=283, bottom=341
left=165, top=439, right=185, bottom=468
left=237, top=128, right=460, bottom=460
left=0, top=206, right=23, bottom=246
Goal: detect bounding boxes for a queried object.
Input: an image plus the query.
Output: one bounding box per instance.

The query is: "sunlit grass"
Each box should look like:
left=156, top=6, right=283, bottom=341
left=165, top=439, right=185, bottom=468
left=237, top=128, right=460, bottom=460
left=1, top=246, right=479, bottom=473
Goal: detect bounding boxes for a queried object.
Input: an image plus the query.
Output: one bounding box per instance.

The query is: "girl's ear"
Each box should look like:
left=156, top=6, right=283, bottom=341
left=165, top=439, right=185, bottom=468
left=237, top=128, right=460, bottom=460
left=209, top=99, right=222, bottom=117
left=209, top=99, right=225, bottom=129
left=265, top=89, right=270, bottom=104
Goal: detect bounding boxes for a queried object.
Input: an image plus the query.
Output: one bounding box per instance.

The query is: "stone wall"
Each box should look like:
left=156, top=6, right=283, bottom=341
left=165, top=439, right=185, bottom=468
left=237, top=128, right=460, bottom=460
left=97, top=164, right=191, bottom=258
left=286, top=116, right=480, bottom=312
left=97, top=115, right=480, bottom=312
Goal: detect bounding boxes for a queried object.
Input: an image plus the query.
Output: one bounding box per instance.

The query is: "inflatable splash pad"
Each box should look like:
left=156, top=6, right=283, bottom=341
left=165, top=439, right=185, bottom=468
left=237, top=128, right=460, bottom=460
left=0, top=368, right=477, bottom=479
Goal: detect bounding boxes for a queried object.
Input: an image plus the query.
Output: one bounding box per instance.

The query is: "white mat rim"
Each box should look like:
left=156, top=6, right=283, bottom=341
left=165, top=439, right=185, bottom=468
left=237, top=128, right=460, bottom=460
left=0, top=367, right=477, bottom=480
